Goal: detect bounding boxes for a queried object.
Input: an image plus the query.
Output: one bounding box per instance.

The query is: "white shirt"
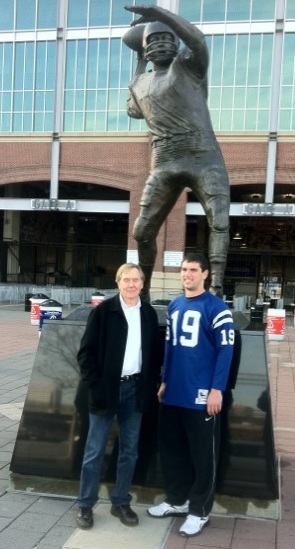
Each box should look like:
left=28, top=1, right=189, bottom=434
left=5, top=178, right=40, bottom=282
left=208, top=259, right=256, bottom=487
left=119, top=294, right=142, bottom=376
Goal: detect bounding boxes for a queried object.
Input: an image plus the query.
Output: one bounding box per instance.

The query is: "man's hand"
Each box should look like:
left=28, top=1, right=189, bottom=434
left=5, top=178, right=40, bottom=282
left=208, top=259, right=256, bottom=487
left=207, top=389, right=223, bottom=416
left=157, top=382, right=166, bottom=402
left=125, top=5, right=161, bottom=27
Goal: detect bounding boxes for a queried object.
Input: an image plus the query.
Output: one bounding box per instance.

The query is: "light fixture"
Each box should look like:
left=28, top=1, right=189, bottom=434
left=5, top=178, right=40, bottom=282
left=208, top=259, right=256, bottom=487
left=233, top=232, right=242, bottom=240
left=252, top=193, right=260, bottom=200
left=285, top=193, right=293, bottom=200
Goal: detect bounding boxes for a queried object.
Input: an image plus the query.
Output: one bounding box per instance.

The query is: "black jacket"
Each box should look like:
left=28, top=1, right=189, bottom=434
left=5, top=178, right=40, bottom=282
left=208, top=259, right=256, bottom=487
left=77, top=294, right=160, bottom=414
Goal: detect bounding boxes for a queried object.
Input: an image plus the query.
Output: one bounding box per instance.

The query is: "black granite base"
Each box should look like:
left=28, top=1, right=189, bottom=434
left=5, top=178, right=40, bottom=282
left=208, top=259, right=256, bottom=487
left=10, top=306, right=278, bottom=502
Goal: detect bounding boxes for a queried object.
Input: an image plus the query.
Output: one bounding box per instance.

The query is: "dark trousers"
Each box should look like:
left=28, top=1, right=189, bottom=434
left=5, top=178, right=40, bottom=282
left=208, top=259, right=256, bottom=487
left=158, top=404, right=220, bottom=517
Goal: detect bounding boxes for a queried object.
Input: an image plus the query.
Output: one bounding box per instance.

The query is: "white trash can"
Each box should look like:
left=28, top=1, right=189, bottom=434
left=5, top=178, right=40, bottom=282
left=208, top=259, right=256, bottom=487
left=30, top=294, right=49, bottom=326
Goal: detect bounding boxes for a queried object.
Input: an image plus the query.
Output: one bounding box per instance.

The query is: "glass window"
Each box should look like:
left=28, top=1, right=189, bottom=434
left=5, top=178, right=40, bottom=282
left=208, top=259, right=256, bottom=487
left=44, top=111, right=53, bottom=131
left=245, top=110, right=257, bottom=130
left=209, top=36, right=223, bottom=86
left=209, top=88, right=220, bottom=109
left=234, top=88, right=246, bottom=109
left=111, top=0, right=132, bottom=26
left=97, top=90, right=107, bottom=111
left=13, top=91, right=23, bottom=111
left=95, top=111, right=106, bottom=131
left=64, top=112, right=74, bottom=131
left=235, top=35, right=248, bottom=86
left=45, top=91, right=54, bottom=111
left=246, top=87, right=258, bottom=109
left=109, top=40, right=120, bottom=88
left=23, top=112, right=32, bottom=131
left=2, top=92, right=12, bottom=111
left=247, top=35, right=261, bottom=86
left=260, top=35, right=273, bottom=85
left=226, top=0, right=250, bottom=21
left=203, top=0, right=226, bottom=22
left=37, top=0, right=57, bottom=29
left=90, top=0, right=110, bottom=26
left=87, top=40, right=98, bottom=89
left=108, top=89, right=118, bottom=110
left=258, top=87, right=270, bottom=109
left=86, top=90, right=96, bottom=110
left=68, top=0, right=88, bottom=28
left=65, top=42, right=76, bottom=89
left=119, top=89, right=128, bottom=109
left=0, top=0, right=14, bottom=31
left=220, top=110, right=232, bottom=130
left=2, top=113, right=11, bottom=131
left=24, top=91, right=33, bottom=111
left=107, top=111, right=118, bottom=131
left=14, top=43, right=25, bottom=91
left=3, top=43, right=13, bottom=91
left=221, top=87, right=233, bottom=109
left=118, top=110, right=129, bottom=131
left=85, top=112, right=95, bottom=131
left=178, top=0, right=201, bottom=22
left=35, top=91, right=45, bottom=110
left=222, top=36, right=236, bottom=86
left=251, top=0, right=275, bottom=20
left=209, top=110, right=219, bottom=130
left=24, top=43, right=35, bottom=90
left=286, top=0, right=295, bottom=19
left=120, top=47, right=132, bottom=88
left=64, top=90, right=74, bottom=111
left=46, top=42, right=56, bottom=88
left=13, top=112, right=22, bottom=131
left=35, top=42, right=46, bottom=89
left=279, top=110, right=292, bottom=131
left=76, top=41, right=86, bottom=89
left=75, top=90, right=85, bottom=110
left=98, top=40, right=109, bottom=88
left=232, top=110, right=245, bottom=131
left=282, top=34, right=295, bottom=86
left=34, top=112, right=44, bottom=131
left=16, top=0, right=36, bottom=30
left=280, top=87, right=292, bottom=109
left=257, top=110, right=269, bottom=130
left=74, top=112, right=84, bottom=131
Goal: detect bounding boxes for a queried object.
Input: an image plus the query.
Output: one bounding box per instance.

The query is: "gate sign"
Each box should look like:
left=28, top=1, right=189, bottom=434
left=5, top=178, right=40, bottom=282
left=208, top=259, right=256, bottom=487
left=243, top=203, right=295, bottom=216
left=31, top=199, right=77, bottom=211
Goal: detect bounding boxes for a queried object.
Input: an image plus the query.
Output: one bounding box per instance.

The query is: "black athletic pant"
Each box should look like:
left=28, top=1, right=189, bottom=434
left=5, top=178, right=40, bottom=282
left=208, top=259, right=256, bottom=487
left=158, top=404, right=220, bottom=517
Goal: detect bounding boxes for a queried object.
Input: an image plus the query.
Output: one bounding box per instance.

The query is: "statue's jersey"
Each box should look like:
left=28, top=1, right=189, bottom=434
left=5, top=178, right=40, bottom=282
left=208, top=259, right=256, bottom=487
left=161, top=292, right=234, bottom=410
left=128, top=50, right=219, bottom=150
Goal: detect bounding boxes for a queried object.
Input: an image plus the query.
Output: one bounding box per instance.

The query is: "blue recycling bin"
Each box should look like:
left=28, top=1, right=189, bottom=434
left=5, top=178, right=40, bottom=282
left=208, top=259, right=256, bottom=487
left=39, top=299, right=63, bottom=334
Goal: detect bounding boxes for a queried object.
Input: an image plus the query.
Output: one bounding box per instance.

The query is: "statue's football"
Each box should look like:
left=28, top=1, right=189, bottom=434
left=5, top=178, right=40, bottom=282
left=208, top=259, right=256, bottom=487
left=122, top=24, right=145, bottom=53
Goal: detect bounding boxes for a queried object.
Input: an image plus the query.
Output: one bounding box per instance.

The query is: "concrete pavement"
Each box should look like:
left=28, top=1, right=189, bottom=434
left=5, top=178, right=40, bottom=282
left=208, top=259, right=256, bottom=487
left=0, top=304, right=295, bottom=549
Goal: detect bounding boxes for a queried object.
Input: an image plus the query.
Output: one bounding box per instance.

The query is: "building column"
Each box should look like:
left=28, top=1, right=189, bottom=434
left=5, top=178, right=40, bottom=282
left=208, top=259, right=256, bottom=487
left=265, top=0, right=286, bottom=203
left=50, top=0, right=68, bottom=199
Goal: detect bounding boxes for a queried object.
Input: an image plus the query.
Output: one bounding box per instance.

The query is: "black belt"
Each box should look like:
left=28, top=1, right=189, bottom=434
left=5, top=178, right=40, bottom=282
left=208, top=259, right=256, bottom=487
left=120, top=373, right=141, bottom=381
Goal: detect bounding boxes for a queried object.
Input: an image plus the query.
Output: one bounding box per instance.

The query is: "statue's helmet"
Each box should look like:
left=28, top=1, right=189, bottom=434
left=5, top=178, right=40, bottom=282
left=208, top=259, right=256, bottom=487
left=142, top=21, right=179, bottom=61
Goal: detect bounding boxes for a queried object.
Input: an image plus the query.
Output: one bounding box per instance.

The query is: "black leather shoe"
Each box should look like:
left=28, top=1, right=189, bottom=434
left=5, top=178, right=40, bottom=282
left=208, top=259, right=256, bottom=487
left=111, top=504, right=139, bottom=526
left=76, top=507, right=93, bottom=529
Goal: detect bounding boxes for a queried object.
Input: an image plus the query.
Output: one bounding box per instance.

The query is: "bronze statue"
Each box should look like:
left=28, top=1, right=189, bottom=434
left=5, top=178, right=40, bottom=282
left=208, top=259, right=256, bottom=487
left=124, top=5, right=230, bottom=301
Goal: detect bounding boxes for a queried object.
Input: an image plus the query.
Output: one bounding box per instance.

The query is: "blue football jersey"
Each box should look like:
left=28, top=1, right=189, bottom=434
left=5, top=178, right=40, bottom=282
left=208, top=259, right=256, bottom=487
left=161, top=291, right=234, bottom=410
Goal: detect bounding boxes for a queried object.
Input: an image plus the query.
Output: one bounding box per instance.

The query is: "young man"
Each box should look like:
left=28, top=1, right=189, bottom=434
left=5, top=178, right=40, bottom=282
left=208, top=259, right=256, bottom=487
left=76, top=263, right=159, bottom=529
left=148, top=253, right=234, bottom=537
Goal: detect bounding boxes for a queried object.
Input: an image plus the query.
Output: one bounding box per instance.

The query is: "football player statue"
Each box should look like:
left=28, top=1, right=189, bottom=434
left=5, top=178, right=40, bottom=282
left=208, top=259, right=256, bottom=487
left=124, top=5, right=230, bottom=301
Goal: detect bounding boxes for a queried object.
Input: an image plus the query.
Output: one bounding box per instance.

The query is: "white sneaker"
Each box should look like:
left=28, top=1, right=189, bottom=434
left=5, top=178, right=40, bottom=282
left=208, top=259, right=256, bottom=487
left=147, top=500, right=189, bottom=518
left=179, top=514, right=209, bottom=536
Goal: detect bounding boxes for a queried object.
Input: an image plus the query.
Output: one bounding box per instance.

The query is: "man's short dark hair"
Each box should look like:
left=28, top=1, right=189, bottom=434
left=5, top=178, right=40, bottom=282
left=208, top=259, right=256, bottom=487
left=181, top=253, right=210, bottom=272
